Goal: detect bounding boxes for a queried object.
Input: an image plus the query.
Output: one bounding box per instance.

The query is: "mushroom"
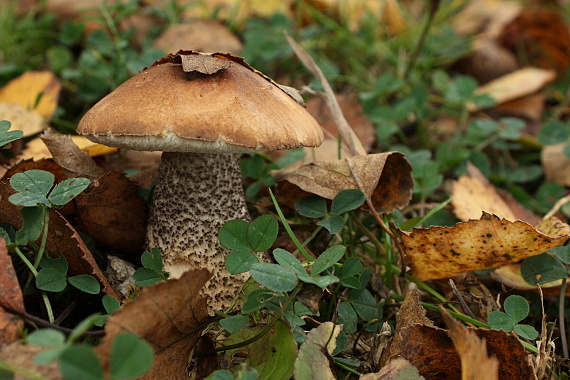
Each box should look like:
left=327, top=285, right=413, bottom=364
left=77, top=51, right=324, bottom=312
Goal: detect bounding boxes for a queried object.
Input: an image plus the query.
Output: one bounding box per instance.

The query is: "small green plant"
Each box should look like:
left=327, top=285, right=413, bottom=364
left=487, top=295, right=539, bottom=340
left=132, top=248, right=170, bottom=286
left=36, top=256, right=100, bottom=294
left=20, top=315, right=153, bottom=380
left=0, top=120, right=22, bottom=148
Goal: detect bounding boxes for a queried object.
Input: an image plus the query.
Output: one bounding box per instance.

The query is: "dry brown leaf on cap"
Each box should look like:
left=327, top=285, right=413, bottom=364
left=75, top=171, right=148, bottom=256
left=272, top=152, right=413, bottom=213
left=467, top=67, right=556, bottom=112
left=96, top=269, right=211, bottom=379
left=0, top=238, right=25, bottom=349
left=400, top=212, right=568, bottom=282
left=440, top=307, right=499, bottom=380
left=542, top=143, right=570, bottom=187
left=0, top=71, right=61, bottom=119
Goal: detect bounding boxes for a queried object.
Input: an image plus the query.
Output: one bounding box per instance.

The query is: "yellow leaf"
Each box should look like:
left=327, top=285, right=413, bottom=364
left=0, top=71, right=61, bottom=119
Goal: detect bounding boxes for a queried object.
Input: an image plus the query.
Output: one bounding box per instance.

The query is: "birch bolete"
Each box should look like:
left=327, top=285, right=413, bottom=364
left=77, top=51, right=324, bottom=312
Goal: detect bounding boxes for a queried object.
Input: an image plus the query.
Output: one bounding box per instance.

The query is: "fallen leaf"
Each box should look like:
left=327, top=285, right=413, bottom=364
left=452, top=164, right=517, bottom=222
left=0, top=238, right=24, bottom=348
left=40, top=130, right=104, bottom=179
left=542, top=143, right=570, bottom=186
left=0, top=71, right=61, bottom=119
left=75, top=171, right=148, bottom=255
left=440, top=307, right=499, bottom=380
left=398, top=325, right=533, bottom=380
left=221, top=321, right=297, bottom=380
left=0, top=102, right=45, bottom=137
left=0, top=168, right=119, bottom=299
left=154, top=19, right=243, bottom=55
left=294, top=322, right=342, bottom=380
left=381, top=0, right=408, bottom=36
left=360, top=357, right=423, bottom=380
left=453, top=39, right=518, bottom=84
left=305, top=93, right=375, bottom=153
left=499, top=9, right=570, bottom=75
left=0, top=238, right=25, bottom=314
left=96, top=269, right=211, bottom=379
left=272, top=152, right=413, bottom=213
left=20, top=134, right=116, bottom=160
left=452, top=0, right=521, bottom=37
left=468, top=67, right=556, bottom=111
left=490, top=264, right=570, bottom=295
left=380, top=289, right=433, bottom=367
left=400, top=212, right=569, bottom=281
left=493, top=92, right=546, bottom=122
left=0, top=342, right=62, bottom=380
left=180, top=54, right=231, bottom=74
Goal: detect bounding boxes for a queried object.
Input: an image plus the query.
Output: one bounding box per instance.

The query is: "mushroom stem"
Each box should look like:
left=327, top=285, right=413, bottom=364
left=146, top=151, right=250, bottom=312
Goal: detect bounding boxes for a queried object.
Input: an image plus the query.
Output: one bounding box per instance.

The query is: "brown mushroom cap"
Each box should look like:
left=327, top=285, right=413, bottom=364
left=77, top=52, right=324, bottom=153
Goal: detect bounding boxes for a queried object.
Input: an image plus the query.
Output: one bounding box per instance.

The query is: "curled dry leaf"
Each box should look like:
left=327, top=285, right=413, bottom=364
left=272, top=152, right=413, bottom=213
left=96, top=269, right=211, bottom=379
left=0, top=71, right=61, bottom=119
left=294, top=322, right=342, bottom=380
left=40, top=131, right=104, bottom=180
left=400, top=212, right=569, bottom=282
left=440, top=307, right=499, bottom=380
left=75, top=171, right=148, bottom=255
left=0, top=238, right=24, bottom=348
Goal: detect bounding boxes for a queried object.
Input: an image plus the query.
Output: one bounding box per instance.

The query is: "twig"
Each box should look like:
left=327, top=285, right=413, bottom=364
left=543, top=193, right=570, bottom=220
left=559, top=278, right=568, bottom=359
left=285, top=33, right=367, bottom=156
left=448, top=279, right=476, bottom=320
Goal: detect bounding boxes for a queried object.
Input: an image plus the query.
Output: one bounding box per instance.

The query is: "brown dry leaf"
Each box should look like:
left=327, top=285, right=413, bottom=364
left=400, top=212, right=569, bottom=282
left=305, top=93, right=375, bottom=153
left=0, top=169, right=119, bottom=299
left=96, top=269, right=211, bottom=379
left=0, top=102, right=45, bottom=138
left=272, top=152, right=413, bottom=213
left=452, top=163, right=517, bottom=222
left=0, top=238, right=24, bottom=349
left=360, top=357, right=424, bottom=380
left=440, top=307, right=499, bottom=380
left=154, top=20, right=243, bottom=55
left=75, top=171, right=148, bottom=255
left=41, top=131, right=104, bottom=179
left=499, top=9, right=570, bottom=75
left=494, top=92, right=546, bottom=122
left=452, top=0, right=521, bottom=37
left=468, top=67, right=556, bottom=111
left=397, top=325, right=534, bottom=380
left=0, top=342, right=62, bottom=380
left=381, top=0, right=408, bottom=36
left=380, top=289, right=433, bottom=367
left=542, top=143, right=570, bottom=186
left=453, top=39, right=518, bottom=84
left=0, top=71, right=61, bottom=119
left=20, top=134, right=116, bottom=160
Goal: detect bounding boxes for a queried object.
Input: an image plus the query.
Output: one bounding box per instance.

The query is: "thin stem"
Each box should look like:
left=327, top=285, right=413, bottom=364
left=559, top=277, right=568, bottom=359
left=269, top=189, right=313, bottom=262
left=402, top=1, right=439, bottom=81
left=333, top=358, right=361, bottom=376
left=0, top=360, right=50, bottom=380
left=204, top=286, right=302, bottom=354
